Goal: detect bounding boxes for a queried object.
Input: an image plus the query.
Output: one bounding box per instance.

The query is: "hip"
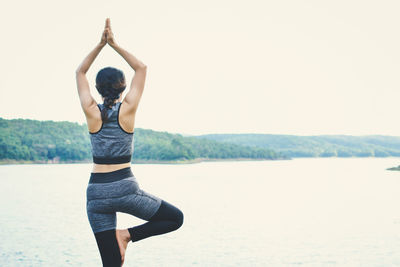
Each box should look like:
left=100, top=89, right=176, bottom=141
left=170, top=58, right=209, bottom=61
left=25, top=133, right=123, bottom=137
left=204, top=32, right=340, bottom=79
left=86, top=167, right=140, bottom=201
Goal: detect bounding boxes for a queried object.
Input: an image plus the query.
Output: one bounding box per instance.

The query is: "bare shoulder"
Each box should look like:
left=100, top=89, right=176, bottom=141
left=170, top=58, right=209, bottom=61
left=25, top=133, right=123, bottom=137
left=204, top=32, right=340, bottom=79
left=118, top=101, right=136, bottom=133
left=86, top=104, right=102, bottom=133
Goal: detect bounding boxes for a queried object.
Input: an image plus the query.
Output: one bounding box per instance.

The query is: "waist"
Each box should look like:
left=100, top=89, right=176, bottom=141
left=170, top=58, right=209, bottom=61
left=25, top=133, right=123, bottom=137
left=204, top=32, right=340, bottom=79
left=89, top=166, right=134, bottom=184
left=92, top=162, right=132, bottom=173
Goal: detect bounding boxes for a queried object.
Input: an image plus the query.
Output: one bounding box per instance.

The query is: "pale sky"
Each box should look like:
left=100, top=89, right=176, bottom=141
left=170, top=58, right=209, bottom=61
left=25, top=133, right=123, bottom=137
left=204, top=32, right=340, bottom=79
left=0, top=0, right=399, bottom=136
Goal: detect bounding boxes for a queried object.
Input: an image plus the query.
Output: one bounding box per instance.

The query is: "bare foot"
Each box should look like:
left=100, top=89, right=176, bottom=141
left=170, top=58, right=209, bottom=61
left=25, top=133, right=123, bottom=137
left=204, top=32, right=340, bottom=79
left=116, top=229, right=131, bottom=266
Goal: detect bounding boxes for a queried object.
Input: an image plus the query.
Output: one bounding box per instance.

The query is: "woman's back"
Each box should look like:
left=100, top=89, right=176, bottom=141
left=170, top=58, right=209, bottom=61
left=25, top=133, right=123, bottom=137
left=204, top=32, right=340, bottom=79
left=90, top=101, right=135, bottom=164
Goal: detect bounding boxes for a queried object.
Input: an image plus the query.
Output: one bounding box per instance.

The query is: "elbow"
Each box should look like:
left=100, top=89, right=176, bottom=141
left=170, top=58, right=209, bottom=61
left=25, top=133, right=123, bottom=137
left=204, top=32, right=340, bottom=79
left=75, top=66, right=87, bottom=75
left=138, top=64, right=147, bottom=70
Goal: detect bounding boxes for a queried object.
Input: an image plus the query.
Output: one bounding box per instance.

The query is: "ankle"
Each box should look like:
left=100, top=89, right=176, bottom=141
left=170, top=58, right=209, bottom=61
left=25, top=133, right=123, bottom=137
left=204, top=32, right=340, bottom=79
left=123, top=229, right=130, bottom=242
left=127, top=228, right=134, bottom=242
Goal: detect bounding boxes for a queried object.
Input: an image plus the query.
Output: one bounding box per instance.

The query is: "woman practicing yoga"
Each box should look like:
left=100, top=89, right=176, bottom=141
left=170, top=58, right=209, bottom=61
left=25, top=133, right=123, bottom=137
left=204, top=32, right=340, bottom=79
left=76, top=18, right=184, bottom=266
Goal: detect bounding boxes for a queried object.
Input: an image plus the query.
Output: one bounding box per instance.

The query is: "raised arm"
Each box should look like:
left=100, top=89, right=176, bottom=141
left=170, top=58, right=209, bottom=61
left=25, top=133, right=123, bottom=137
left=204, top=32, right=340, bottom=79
left=105, top=18, right=147, bottom=114
left=75, top=21, right=108, bottom=117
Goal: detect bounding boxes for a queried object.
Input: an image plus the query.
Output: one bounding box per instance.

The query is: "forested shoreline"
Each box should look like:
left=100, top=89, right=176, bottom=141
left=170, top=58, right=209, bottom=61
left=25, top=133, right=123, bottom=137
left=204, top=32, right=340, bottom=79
left=198, top=133, right=400, bottom=158
left=0, top=118, right=285, bottom=164
left=2, top=117, right=400, bottom=165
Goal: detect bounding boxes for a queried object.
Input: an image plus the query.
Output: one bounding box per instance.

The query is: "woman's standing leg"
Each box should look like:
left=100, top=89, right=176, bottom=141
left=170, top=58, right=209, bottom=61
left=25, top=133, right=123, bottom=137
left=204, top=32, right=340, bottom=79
left=94, top=228, right=121, bottom=267
left=87, top=174, right=124, bottom=267
left=86, top=208, right=122, bottom=267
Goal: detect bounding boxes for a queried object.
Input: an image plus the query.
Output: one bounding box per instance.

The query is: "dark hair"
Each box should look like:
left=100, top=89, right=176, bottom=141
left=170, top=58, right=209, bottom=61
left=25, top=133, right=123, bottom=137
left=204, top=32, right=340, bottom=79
left=95, top=67, right=126, bottom=122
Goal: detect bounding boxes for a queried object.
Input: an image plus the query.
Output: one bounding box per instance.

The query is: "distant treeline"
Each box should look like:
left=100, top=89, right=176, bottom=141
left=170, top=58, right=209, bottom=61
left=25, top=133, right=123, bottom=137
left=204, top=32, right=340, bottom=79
left=0, top=118, right=284, bottom=163
left=197, top=133, right=400, bottom=158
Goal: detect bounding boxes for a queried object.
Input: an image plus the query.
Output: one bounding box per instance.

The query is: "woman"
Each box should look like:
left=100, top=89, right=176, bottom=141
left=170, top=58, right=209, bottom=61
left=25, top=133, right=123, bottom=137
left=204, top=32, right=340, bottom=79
left=76, top=18, right=184, bottom=267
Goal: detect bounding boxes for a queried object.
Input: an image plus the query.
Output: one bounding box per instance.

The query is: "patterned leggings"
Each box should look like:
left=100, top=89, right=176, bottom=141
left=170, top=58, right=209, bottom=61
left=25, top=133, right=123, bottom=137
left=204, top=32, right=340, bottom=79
left=86, top=167, right=184, bottom=266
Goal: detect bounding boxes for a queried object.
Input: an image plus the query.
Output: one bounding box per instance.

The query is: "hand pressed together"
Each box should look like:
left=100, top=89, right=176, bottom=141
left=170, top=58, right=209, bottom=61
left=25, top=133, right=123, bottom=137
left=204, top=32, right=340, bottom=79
left=100, top=18, right=117, bottom=47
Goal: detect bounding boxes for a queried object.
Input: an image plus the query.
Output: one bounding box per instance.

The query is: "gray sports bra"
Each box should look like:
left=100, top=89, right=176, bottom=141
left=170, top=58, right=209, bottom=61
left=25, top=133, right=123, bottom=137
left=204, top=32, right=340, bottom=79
left=89, top=102, right=134, bottom=164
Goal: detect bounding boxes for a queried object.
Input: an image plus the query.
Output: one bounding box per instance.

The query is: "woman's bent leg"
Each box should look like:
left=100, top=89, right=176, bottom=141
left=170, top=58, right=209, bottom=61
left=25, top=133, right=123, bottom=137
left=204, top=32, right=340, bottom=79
left=128, top=199, right=184, bottom=243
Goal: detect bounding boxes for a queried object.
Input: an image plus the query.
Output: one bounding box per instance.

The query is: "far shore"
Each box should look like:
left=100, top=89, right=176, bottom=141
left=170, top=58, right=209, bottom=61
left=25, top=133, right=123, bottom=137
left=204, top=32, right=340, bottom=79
left=2, top=157, right=399, bottom=168
left=0, top=157, right=289, bottom=166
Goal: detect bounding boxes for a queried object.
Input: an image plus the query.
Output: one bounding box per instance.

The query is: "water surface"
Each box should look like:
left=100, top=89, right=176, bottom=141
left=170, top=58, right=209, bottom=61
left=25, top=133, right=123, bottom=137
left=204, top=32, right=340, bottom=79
left=1, top=158, right=400, bottom=266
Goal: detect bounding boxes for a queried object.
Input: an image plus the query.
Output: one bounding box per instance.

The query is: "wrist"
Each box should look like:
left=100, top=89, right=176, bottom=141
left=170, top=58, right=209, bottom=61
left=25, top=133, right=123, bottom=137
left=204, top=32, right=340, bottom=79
left=110, top=42, right=119, bottom=49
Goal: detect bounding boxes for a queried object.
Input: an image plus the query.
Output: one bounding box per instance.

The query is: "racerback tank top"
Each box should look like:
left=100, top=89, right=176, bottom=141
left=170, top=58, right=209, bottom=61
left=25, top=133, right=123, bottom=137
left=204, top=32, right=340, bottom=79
left=89, top=102, right=135, bottom=164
